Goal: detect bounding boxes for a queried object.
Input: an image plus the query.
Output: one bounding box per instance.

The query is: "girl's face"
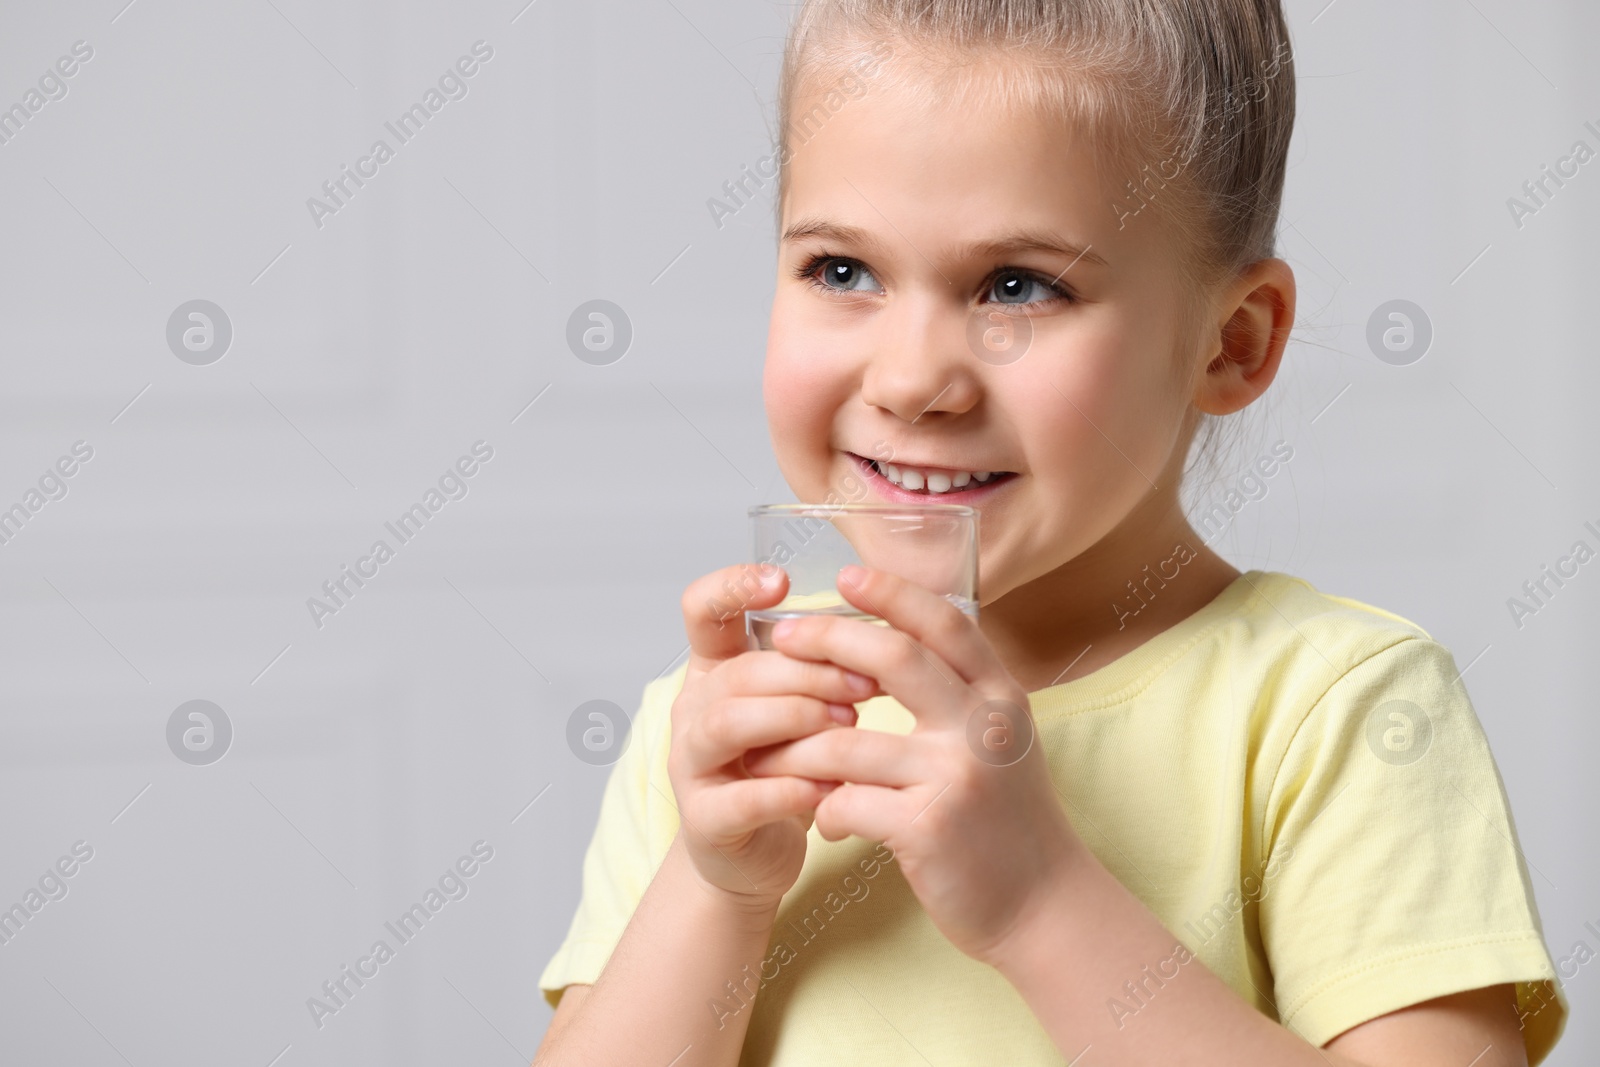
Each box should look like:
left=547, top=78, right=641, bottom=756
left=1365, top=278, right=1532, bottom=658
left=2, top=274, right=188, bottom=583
left=765, top=58, right=1208, bottom=604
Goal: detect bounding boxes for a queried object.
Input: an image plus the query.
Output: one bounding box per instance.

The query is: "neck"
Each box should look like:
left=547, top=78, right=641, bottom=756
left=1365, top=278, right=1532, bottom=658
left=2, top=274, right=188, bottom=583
left=979, top=468, right=1241, bottom=695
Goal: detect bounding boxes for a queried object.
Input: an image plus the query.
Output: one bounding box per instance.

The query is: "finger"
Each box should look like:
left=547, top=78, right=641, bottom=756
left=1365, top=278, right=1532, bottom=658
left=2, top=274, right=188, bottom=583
left=743, top=725, right=921, bottom=788
left=696, top=775, right=840, bottom=840
left=834, top=566, right=1003, bottom=686
left=813, top=782, right=916, bottom=845
left=687, top=694, right=857, bottom=771
left=770, top=613, right=971, bottom=728
left=712, top=649, right=879, bottom=706
left=681, top=563, right=787, bottom=671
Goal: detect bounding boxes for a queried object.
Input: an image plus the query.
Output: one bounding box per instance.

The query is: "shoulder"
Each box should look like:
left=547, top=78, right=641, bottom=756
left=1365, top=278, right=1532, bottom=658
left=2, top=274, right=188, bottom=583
left=627, top=661, right=689, bottom=761
left=1222, top=570, right=1462, bottom=696
left=1217, top=572, right=1486, bottom=787
left=1225, top=574, right=1503, bottom=827
left=1235, top=569, right=1435, bottom=649
left=639, top=661, right=689, bottom=723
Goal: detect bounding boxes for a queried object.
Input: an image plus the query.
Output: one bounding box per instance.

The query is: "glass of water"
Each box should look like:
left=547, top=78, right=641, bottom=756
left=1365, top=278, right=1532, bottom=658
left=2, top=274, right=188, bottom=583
left=746, top=503, right=979, bottom=651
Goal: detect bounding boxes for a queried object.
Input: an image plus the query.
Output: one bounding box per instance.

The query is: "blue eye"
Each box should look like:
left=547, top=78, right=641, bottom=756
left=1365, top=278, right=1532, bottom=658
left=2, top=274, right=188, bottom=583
left=990, top=270, right=1056, bottom=305
left=793, top=252, right=1073, bottom=305
left=805, top=256, right=883, bottom=293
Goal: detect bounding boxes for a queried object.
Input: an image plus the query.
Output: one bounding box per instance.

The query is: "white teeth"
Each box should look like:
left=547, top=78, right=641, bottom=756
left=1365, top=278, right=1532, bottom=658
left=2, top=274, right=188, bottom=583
left=871, top=457, right=1009, bottom=493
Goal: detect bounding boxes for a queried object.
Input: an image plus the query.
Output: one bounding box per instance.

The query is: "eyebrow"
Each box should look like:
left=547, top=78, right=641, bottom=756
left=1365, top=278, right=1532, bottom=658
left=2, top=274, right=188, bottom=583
left=781, top=217, right=1107, bottom=269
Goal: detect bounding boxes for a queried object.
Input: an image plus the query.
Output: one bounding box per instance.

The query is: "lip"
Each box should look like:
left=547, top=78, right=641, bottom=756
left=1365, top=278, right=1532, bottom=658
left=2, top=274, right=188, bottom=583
left=847, top=451, right=1018, bottom=502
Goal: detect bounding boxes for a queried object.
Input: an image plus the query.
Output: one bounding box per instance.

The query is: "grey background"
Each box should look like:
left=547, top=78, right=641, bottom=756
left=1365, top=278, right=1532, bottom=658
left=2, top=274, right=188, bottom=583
left=0, top=0, right=1595, bottom=1064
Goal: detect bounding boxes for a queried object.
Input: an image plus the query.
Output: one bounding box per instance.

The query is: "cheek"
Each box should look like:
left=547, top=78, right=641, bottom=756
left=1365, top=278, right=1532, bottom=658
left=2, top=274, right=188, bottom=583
left=1026, top=315, right=1184, bottom=498
left=764, top=302, right=849, bottom=468
left=1041, top=326, right=1138, bottom=443
left=1055, top=314, right=1184, bottom=453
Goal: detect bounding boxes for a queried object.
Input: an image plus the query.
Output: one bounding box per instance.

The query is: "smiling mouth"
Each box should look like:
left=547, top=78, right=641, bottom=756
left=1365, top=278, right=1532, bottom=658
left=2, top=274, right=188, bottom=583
left=847, top=451, right=1018, bottom=496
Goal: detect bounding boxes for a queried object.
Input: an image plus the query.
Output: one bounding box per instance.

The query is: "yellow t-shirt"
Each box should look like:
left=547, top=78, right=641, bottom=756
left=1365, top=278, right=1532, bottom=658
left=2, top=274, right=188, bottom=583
left=538, top=570, right=1568, bottom=1065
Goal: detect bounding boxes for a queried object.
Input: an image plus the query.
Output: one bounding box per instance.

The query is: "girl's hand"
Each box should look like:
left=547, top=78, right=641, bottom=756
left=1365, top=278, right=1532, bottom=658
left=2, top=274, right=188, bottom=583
left=740, top=565, right=1087, bottom=967
left=666, top=563, right=881, bottom=917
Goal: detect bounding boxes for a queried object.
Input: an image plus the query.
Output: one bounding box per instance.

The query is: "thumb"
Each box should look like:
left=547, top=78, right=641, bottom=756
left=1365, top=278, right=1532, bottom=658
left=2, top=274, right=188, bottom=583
left=680, top=563, right=788, bottom=674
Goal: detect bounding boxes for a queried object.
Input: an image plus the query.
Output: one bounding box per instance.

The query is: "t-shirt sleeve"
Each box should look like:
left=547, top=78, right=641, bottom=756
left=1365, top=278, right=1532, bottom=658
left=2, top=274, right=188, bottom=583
left=537, top=665, right=685, bottom=1009
left=1256, top=636, right=1568, bottom=1065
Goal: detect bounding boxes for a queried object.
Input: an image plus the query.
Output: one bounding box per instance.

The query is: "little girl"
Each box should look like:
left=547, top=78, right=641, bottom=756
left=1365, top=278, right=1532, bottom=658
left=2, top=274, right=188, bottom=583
left=535, top=2, right=1567, bottom=1064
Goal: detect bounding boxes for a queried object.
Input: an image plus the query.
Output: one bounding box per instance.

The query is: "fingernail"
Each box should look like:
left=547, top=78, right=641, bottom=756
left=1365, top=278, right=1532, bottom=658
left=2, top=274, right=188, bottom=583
left=828, top=703, right=857, bottom=725
left=757, top=563, right=782, bottom=585
left=844, top=670, right=874, bottom=695
left=839, top=564, right=865, bottom=585
left=773, top=619, right=797, bottom=640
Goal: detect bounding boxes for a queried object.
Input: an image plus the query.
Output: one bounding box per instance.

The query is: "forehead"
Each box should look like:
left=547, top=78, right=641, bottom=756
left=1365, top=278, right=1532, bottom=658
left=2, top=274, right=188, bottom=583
left=780, top=52, right=1145, bottom=260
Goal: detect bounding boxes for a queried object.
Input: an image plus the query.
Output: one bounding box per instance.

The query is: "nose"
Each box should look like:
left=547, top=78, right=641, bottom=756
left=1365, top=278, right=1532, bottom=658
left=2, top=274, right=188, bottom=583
left=858, top=294, right=981, bottom=423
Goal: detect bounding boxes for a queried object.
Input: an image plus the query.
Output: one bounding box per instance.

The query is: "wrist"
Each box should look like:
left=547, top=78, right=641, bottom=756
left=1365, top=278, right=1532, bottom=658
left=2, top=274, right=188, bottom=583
left=988, top=833, right=1103, bottom=981
left=669, top=832, right=784, bottom=933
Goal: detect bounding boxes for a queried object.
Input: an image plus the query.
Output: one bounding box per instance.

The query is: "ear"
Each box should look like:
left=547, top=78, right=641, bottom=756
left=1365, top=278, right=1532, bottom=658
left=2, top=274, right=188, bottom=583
left=1193, top=258, right=1296, bottom=416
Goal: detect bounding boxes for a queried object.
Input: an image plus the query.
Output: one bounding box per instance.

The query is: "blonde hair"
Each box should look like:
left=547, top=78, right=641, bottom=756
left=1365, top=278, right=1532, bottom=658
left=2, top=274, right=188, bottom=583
left=773, top=0, right=1297, bottom=483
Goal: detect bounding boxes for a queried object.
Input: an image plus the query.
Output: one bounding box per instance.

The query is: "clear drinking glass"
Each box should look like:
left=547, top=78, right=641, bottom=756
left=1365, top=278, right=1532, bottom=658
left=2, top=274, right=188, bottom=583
left=746, top=503, right=979, bottom=650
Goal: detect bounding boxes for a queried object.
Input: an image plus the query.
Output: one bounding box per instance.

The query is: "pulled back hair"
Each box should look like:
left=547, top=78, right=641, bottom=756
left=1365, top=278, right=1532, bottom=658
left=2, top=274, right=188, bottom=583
left=773, top=0, right=1297, bottom=483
